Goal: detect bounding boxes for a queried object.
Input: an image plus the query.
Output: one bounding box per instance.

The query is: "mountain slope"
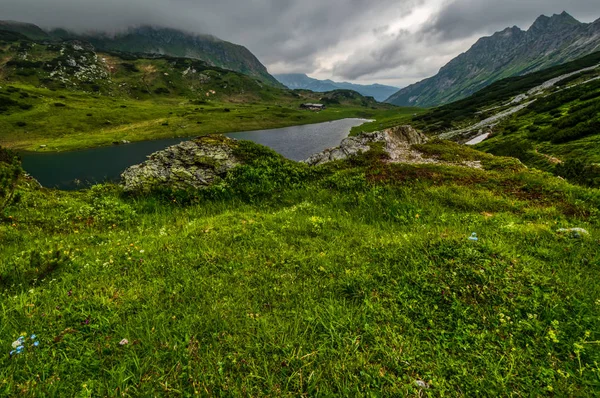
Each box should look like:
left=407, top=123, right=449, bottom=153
left=0, top=21, right=282, bottom=87
left=386, top=12, right=600, bottom=107
left=0, top=32, right=386, bottom=151
left=0, top=20, right=50, bottom=40
left=275, top=73, right=399, bottom=102
left=410, top=50, right=600, bottom=187
left=71, top=26, right=283, bottom=87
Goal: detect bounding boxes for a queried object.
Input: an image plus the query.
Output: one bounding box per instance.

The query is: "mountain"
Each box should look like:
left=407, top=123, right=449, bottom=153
left=386, top=12, right=600, bottom=107
left=0, top=21, right=282, bottom=87
left=0, top=20, right=49, bottom=40
left=410, top=50, right=600, bottom=187
left=70, top=26, right=283, bottom=87
left=275, top=73, right=399, bottom=102
left=0, top=31, right=386, bottom=151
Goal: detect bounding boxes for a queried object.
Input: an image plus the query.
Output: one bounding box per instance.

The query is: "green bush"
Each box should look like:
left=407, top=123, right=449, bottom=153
left=0, top=146, right=23, bottom=213
left=555, top=159, right=600, bottom=187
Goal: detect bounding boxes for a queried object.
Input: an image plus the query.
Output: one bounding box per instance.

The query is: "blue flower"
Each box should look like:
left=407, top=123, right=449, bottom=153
left=30, top=334, right=37, bottom=340
left=9, top=350, right=16, bottom=356
left=16, top=345, right=24, bottom=353
left=33, top=341, right=39, bottom=347
left=17, top=336, right=25, bottom=343
left=468, top=232, right=479, bottom=242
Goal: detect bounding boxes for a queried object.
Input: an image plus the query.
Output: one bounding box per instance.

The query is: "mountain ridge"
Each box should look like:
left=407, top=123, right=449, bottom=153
left=0, top=20, right=282, bottom=87
left=386, top=12, right=600, bottom=107
left=274, top=73, right=399, bottom=102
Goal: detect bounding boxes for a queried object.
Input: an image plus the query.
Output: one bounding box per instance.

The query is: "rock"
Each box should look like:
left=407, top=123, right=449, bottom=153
left=304, top=125, right=485, bottom=169
left=304, top=125, right=428, bottom=166
left=39, top=145, right=47, bottom=149
left=415, top=380, right=430, bottom=389
left=557, top=228, right=590, bottom=238
left=121, top=140, right=131, bottom=144
left=121, top=135, right=242, bottom=193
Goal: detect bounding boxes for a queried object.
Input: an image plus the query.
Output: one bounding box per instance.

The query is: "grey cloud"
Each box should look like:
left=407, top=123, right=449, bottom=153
left=424, top=0, right=600, bottom=41
left=1, top=0, right=599, bottom=86
left=329, top=0, right=599, bottom=83
left=0, top=0, right=418, bottom=66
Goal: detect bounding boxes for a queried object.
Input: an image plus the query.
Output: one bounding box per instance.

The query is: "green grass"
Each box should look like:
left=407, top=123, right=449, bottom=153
left=0, top=84, right=386, bottom=152
left=475, top=79, right=600, bottom=187
left=413, top=51, right=600, bottom=133
left=1, top=143, right=599, bottom=395
left=0, top=38, right=396, bottom=152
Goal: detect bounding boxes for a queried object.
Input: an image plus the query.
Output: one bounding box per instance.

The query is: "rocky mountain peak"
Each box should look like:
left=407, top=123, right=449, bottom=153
left=529, top=12, right=581, bottom=33
left=386, top=12, right=599, bottom=108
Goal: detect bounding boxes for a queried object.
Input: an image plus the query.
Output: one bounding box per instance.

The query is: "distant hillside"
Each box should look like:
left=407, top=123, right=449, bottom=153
left=0, top=21, right=282, bottom=87
left=0, top=20, right=49, bottom=40
left=411, top=50, right=600, bottom=187
left=0, top=31, right=388, bottom=151
left=275, top=73, right=399, bottom=102
left=386, top=12, right=600, bottom=107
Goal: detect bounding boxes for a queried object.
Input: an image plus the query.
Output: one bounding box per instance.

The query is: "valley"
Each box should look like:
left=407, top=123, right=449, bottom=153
left=0, top=35, right=408, bottom=152
left=1, top=7, right=600, bottom=397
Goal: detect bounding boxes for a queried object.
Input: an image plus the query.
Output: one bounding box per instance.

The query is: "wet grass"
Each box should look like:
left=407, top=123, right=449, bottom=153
left=0, top=84, right=389, bottom=152
left=1, top=143, right=599, bottom=396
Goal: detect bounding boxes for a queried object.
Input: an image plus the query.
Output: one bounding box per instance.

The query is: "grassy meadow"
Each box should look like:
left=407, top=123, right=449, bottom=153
left=1, top=142, right=599, bottom=396
left=0, top=83, right=399, bottom=153
left=0, top=37, right=407, bottom=153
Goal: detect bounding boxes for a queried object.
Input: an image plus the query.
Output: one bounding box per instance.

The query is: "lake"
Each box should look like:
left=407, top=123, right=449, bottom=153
left=21, top=118, right=368, bottom=190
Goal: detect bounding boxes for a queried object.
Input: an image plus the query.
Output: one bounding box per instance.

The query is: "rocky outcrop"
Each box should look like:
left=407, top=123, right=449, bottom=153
left=304, top=125, right=429, bottom=166
left=121, top=136, right=241, bottom=193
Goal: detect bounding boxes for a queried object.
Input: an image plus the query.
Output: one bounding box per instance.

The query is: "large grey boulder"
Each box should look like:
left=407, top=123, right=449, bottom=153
left=121, top=135, right=241, bottom=193
left=304, top=125, right=429, bottom=166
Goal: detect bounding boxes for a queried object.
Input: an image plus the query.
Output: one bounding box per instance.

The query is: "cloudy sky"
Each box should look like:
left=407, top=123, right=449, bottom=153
left=2, top=0, right=599, bottom=87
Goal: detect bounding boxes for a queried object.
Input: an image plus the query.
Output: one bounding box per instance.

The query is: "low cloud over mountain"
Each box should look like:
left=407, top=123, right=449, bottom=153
left=2, top=0, right=598, bottom=86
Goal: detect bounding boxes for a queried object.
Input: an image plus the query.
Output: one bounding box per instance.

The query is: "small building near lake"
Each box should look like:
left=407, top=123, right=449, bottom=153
left=300, top=103, right=326, bottom=111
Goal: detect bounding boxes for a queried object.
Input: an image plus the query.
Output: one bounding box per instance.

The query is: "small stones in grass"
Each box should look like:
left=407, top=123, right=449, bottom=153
left=119, top=339, right=129, bottom=346
left=415, top=380, right=430, bottom=389
left=557, top=228, right=589, bottom=239
left=9, top=333, right=39, bottom=356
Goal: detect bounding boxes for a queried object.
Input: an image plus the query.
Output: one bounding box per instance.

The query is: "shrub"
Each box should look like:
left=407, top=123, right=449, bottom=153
left=0, top=146, right=23, bottom=213
left=485, top=138, right=533, bottom=161
left=555, top=159, right=600, bottom=187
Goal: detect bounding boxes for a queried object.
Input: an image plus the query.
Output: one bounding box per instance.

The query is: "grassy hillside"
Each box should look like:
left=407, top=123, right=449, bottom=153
left=406, top=51, right=600, bottom=187
left=0, top=21, right=282, bottom=87
left=476, top=78, right=600, bottom=187
left=0, top=34, right=394, bottom=151
left=71, top=27, right=284, bottom=88
left=1, top=141, right=599, bottom=395
left=413, top=50, right=600, bottom=133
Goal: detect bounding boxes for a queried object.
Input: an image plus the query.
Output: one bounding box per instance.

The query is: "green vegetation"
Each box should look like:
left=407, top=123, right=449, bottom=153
left=2, top=17, right=600, bottom=396
left=0, top=146, right=23, bottom=212
left=0, top=85, right=387, bottom=152
left=1, top=141, right=599, bottom=395
left=413, top=51, right=600, bottom=133
left=0, top=36, right=398, bottom=151
left=476, top=78, right=600, bottom=187
left=403, top=50, right=600, bottom=188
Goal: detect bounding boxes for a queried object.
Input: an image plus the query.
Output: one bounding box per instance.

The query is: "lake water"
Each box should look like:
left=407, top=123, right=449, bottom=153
left=21, top=118, right=368, bottom=190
